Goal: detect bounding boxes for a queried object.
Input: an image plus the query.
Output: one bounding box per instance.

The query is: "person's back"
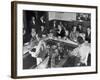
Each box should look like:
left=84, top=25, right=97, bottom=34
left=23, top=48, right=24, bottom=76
left=78, top=42, right=90, bottom=65
left=70, top=36, right=91, bottom=66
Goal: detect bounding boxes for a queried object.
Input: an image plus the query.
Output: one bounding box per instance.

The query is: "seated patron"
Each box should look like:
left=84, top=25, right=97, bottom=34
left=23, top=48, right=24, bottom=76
left=39, top=25, right=47, bottom=38
left=47, top=45, right=59, bottom=67
left=39, top=16, right=46, bottom=26
left=85, top=27, right=91, bottom=43
left=77, top=24, right=83, bottom=33
left=53, top=20, right=57, bottom=28
left=29, top=28, right=39, bottom=46
left=48, top=30, right=54, bottom=39
left=29, top=39, right=47, bottom=66
left=23, top=28, right=39, bottom=46
left=29, top=16, right=36, bottom=29
left=52, top=20, right=58, bottom=37
left=23, top=28, right=30, bottom=45
left=70, top=26, right=79, bottom=42
left=79, top=33, right=86, bottom=41
left=56, top=25, right=65, bottom=38
left=70, top=36, right=91, bottom=66
left=63, top=30, right=69, bottom=40
left=57, top=43, right=64, bottom=59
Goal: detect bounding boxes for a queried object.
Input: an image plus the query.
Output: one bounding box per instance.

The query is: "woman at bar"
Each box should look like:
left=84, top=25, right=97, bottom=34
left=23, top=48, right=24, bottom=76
left=70, top=26, right=79, bottom=42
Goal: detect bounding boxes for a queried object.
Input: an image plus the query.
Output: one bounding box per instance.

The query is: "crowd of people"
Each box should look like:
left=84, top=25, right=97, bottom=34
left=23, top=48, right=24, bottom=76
left=23, top=16, right=91, bottom=68
left=23, top=16, right=91, bottom=44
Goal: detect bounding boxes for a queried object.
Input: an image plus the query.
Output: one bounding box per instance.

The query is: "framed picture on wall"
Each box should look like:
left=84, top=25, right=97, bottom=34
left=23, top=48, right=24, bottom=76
left=11, top=1, right=98, bottom=78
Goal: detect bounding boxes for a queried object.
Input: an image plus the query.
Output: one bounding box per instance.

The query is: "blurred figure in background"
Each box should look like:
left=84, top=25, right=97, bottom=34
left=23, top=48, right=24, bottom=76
left=63, top=30, right=69, bottom=40
left=77, top=24, right=83, bottom=33
left=70, top=26, right=79, bottom=42
left=29, top=16, right=36, bottom=29
left=52, top=20, right=58, bottom=37
left=53, top=20, right=57, bottom=28
left=40, top=16, right=46, bottom=26
left=85, top=27, right=91, bottom=43
left=29, top=28, right=40, bottom=47
left=57, top=43, right=64, bottom=59
left=57, top=24, right=65, bottom=39
left=23, top=28, right=28, bottom=45
left=39, top=25, right=47, bottom=38
left=48, top=29, right=54, bottom=39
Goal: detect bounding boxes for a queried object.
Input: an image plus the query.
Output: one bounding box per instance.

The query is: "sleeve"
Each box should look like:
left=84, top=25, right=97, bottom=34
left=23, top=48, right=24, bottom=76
left=70, top=47, right=79, bottom=57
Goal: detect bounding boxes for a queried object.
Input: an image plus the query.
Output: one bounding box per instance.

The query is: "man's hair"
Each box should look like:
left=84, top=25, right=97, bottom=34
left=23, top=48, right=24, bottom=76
left=77, top=36, right=84, bottom=44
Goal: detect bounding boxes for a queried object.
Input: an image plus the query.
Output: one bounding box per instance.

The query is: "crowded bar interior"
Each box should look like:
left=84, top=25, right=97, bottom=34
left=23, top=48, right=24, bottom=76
left=23, top=10, right=91, bottom=69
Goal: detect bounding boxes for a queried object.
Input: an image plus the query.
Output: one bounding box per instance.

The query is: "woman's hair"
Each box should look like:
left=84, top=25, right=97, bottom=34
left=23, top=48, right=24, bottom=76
left=77, top=36, right=84, bottom=44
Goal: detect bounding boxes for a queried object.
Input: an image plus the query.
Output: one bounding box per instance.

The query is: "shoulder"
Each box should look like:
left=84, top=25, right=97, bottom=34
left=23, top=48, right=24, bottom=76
left=80, top=42, right=90, bottom=51
left=71, top=47, right=80, bottom=55
left=83, top=42, right=90, bottom=47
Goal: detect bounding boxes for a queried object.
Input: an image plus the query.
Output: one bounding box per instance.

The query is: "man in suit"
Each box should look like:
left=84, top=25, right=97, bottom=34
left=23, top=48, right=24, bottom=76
left=39, top=25, right=47, bottom=38
left=85, top=27, right=91, bottom=43
left=29, top=16, right=37, bottom=30
left=77, top=24, right=83, bottom=33
left=39, top=16, right=46, bottom=26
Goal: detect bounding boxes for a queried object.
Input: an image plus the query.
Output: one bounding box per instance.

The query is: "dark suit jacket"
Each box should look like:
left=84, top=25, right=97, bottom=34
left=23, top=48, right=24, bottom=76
left=23, top=34, right=31, bottom=44
left=57, top=28, right=65, bottom=38
left=29, top=20, right=37, bottom=29
left=85, top=32, right=91, bottom=43
left=38, top=29, right=47, bottom=38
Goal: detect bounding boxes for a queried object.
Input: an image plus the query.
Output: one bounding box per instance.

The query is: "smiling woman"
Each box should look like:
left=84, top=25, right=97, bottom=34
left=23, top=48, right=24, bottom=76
left=11, top=1, right=97, bottom=78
